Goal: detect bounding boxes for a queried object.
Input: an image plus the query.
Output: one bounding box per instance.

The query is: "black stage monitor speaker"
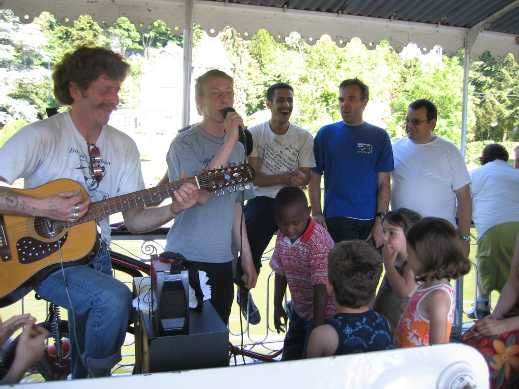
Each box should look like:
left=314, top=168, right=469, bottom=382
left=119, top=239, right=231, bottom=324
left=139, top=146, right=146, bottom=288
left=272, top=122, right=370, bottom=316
left=154, top=274, right=189, bottom=335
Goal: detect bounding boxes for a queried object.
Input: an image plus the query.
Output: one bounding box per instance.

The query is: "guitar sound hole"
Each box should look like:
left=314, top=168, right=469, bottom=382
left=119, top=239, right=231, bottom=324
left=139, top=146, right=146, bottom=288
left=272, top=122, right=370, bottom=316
left=34, top=217, right=65, bottom=239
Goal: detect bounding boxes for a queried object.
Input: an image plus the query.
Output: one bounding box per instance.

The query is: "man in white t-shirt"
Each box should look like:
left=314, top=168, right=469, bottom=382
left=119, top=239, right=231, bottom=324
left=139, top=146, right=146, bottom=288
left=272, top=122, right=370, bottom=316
left=0, top=47, right=197, bottom=378
left=391, top=99, right=471, bottom=256
left=239, top=83, right=315, bottom=324
left=471, top=144, right=519, bottom=318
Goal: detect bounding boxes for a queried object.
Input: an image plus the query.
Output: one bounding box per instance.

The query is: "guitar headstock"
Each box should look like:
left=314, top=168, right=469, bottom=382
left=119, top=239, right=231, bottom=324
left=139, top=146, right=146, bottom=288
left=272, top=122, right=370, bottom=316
left=198, top=163, right=255, bottom=196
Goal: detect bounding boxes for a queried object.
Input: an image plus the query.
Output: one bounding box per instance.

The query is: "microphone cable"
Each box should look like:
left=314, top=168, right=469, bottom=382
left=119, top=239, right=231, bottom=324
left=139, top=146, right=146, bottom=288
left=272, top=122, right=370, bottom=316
left=57, top=240, right=94, bottom=378
left=220, top=106, right=253, bottom=366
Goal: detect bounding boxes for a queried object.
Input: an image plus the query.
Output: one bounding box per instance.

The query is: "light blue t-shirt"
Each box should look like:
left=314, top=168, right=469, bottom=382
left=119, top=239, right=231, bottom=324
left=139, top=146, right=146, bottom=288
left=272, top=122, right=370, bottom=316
left=313, top=121, right=393, bottom=220
left=165, top=124, right=246, bottom=263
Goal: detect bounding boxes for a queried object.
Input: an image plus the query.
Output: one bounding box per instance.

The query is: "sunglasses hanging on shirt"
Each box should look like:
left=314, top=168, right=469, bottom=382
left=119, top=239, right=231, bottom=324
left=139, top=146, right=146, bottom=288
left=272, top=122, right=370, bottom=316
left=88, top=143, right=105, bottom=183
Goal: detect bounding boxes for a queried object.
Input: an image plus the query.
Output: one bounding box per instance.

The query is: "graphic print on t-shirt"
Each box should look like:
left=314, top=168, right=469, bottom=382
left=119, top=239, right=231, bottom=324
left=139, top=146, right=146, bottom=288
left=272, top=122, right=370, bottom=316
left=259, top=141, right=299, bottom=173
left=70, top=146, right=110, bottom=202
left=356, top=143, right=373, bottom=155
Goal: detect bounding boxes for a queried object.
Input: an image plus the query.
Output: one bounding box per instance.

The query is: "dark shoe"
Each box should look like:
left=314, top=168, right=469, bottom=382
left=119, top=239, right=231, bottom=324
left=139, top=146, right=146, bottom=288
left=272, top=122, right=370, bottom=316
left=467, top=302, right=490, bottom=320
left=237, top=290, right=261, bottom=325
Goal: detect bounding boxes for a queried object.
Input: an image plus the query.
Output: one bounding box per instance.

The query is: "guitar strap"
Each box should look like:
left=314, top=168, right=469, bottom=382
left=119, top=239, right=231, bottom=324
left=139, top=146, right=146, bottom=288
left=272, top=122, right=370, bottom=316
left=186, top=264, right=205, bottom=312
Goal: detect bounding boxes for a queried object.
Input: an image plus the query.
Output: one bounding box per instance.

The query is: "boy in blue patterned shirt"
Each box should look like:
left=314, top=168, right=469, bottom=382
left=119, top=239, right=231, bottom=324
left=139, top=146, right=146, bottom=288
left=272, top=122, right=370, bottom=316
left=307, top=240, right=393, bottom=357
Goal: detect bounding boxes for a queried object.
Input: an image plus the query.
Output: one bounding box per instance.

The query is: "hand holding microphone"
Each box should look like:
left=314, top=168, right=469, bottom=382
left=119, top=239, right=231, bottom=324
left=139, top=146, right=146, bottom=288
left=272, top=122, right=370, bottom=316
left=220, top=107, right=253, bottom=156
left=220, top=107, right=244, bottom=143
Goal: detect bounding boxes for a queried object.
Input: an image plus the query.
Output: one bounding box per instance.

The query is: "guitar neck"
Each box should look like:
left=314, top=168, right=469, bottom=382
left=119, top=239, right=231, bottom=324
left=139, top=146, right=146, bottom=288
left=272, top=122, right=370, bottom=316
left=75, top=176, right=199, bottom=224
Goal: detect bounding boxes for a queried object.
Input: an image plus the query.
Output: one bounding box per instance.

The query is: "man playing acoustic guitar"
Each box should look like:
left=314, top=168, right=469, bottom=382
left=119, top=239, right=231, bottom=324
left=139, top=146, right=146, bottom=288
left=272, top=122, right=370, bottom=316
left=0, top=47, right=198, bottom=378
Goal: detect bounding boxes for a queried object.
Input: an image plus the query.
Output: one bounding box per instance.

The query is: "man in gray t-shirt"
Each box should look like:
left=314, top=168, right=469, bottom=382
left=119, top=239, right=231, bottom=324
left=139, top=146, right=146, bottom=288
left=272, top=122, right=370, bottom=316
left=165, top=70, right=257, bottom=325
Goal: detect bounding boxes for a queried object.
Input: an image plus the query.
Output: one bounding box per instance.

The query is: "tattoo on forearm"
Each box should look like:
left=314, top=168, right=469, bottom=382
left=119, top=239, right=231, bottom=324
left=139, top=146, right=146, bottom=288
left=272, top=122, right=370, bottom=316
left=0, top=187, right=25, bottom=213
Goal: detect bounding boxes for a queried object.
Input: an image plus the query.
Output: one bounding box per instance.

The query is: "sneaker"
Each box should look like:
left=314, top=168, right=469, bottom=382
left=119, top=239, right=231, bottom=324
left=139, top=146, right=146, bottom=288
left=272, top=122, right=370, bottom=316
left=467, top=302, right=491, bottom=320
left=237, top=289, right=261, bottom=325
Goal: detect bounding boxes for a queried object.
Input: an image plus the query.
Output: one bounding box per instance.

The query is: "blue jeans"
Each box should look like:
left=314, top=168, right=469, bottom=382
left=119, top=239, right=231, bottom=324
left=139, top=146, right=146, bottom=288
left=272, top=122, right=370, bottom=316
left=282, top=302, right=312, bottom=361
left=89, top=241, right=113, bottom=275
left=35, top=242, right=131, bottom=378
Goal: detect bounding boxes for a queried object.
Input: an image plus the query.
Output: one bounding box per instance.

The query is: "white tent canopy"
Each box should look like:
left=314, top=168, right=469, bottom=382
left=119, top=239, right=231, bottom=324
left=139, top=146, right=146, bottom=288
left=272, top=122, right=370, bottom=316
left=3, top=0, right=519, bottom=59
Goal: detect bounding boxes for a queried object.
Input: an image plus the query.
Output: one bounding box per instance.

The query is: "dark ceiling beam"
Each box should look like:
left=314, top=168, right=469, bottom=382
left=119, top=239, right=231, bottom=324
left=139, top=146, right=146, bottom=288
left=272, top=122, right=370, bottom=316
left=458, top=0, right=512, bottom=28
left=466, top=0, right=519, bottom=51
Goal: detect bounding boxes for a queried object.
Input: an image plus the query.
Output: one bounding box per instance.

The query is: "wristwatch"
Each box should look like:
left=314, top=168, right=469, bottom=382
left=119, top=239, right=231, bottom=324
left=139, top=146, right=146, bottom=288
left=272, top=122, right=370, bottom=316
left=375, top=211, right=386, bottom=219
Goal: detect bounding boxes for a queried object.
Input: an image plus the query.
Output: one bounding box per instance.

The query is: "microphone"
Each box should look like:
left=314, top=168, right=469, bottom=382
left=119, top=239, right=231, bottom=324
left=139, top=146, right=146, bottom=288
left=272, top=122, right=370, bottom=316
left=219, top=107, right=253, bottom=156
left=219, top=107, right=244, bottom=131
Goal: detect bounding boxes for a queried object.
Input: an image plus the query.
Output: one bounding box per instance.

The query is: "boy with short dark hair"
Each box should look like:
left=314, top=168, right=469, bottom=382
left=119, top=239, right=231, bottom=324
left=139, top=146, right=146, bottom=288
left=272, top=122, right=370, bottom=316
left=307, top=240, right=393, bottom=358
left=270, top=186, right=335, bottom=360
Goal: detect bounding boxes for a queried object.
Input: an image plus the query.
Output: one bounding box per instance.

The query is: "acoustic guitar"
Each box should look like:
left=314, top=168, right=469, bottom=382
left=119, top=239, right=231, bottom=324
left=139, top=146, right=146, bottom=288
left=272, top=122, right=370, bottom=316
left=0, top=163, right=254, bottom=307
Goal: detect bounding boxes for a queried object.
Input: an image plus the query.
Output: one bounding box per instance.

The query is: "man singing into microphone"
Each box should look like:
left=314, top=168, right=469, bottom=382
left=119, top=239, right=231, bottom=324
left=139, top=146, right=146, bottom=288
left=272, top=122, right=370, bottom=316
left=164, top=69, right=257, bottom=325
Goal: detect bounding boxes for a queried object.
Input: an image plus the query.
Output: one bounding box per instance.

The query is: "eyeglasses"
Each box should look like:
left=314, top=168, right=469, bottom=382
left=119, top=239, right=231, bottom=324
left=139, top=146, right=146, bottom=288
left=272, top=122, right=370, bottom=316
left=405, top=118, right=429, bottom=126
left=88, top=144, right=105, bottom=183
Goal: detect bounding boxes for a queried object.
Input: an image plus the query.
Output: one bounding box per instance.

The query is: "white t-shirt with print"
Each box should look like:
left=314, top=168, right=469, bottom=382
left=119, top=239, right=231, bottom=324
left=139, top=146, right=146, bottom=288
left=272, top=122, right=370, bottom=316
left=0, top=112, right=144, bottom=243
left=391, top=136, right=470, bottom=226
left=249, top=121, right=315, bottom=198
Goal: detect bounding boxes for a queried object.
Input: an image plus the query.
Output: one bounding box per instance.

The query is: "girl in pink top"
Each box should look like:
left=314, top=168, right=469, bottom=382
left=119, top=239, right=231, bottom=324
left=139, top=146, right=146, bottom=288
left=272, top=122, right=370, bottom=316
left=395, top=217, right=471, bottom=347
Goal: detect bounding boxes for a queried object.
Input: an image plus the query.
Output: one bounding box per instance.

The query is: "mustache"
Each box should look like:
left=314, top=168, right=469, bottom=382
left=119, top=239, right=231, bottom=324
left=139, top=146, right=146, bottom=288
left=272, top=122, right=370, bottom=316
left=97, top=103, right=117, bottom=111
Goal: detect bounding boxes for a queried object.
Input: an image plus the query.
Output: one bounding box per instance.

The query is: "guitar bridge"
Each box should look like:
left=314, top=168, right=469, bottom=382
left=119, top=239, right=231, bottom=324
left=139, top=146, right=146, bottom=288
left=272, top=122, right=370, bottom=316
left=0, top=216, right=10, bottom=261
left=16, top=234, right=68, bottom=264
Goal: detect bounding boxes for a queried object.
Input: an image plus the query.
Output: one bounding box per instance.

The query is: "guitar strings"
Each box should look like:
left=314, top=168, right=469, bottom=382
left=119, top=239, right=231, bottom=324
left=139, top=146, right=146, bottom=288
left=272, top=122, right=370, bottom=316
left=4, top=167, right=253, bottom=233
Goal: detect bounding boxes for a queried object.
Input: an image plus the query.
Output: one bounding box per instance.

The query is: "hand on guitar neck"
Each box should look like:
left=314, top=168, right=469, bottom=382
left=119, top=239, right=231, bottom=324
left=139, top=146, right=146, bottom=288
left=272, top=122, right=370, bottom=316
left=148, top=172, right=205, bottom=208
left=164, top=174, right=199, bottom=217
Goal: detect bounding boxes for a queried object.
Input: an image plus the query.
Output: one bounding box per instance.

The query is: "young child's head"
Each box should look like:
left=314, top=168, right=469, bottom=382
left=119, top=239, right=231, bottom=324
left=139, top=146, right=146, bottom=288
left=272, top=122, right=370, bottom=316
left=274, top=186, right=310, bottom=241
left=383, top=208, right=422, bottom=257
left=406, top=217, right=471, bottom=282
left=328, top=240, right=383, bottom=309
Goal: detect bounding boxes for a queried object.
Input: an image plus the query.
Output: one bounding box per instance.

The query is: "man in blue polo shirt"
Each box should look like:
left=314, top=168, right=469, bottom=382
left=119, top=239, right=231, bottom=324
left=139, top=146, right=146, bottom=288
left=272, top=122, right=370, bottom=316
left=309, top=78, right=393, bottom=247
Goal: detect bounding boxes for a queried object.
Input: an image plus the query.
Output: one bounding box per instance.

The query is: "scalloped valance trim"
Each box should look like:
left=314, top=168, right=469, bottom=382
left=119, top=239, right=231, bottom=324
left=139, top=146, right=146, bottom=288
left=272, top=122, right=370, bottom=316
left=2, top=0, right=517, bottom=59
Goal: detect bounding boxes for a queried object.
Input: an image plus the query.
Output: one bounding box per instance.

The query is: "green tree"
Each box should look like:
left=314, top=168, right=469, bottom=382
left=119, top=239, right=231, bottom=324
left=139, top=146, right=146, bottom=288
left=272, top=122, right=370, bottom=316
left=471, top=52, right=519, bottom=141
left=142, top=21, right=203, bottom=58
left=142, top=20, right=181, bottom=54
left=0, top=10, right=47, bottom=124
left=221, top=27, right=266, bottom=115
left=35, top=13, right=109, bottom=63
left=108, top=17, right=143, bottom=56
left=8, top=78, right=55, bottom=115
left=387, top=50, right=474, bottom=144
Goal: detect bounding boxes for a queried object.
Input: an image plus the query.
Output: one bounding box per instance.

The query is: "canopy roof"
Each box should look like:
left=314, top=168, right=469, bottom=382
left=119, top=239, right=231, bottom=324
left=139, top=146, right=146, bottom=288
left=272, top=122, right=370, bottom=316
left=2, top=0, right=519, bottom=57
